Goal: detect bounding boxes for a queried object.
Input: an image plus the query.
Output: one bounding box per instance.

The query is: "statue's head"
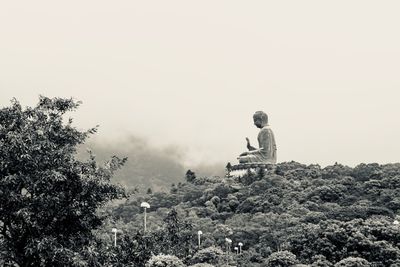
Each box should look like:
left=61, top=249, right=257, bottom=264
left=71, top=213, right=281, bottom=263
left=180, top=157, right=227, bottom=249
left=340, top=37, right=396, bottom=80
left=253, top=111, right=268, bottom=128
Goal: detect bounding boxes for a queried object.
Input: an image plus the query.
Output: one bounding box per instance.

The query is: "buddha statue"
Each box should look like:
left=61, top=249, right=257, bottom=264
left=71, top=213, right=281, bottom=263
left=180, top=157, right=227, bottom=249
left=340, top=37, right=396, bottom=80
left=238, top=111, right=277, bottom=164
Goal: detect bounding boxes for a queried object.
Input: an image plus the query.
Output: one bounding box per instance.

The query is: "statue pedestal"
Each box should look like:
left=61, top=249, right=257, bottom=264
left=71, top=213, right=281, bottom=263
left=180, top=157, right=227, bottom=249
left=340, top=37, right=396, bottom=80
left=230, top=163, right=275, bottom=177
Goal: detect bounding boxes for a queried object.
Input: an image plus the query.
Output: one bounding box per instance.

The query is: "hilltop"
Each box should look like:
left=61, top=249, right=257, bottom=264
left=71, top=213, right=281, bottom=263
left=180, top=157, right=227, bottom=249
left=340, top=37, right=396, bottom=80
left=107, top=161, right=400, bottom=266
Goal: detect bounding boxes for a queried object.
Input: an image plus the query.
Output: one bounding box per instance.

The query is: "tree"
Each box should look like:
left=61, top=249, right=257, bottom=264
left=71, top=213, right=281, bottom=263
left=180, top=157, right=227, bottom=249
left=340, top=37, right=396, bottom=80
left=257, top=167, right=266, bottom=180
left=171, top=183, right=178, bottom=194
left=158, top=209, right=195, bottom=258
left=264, top=251, right=298, bottom=267
left=190, top=246, right=225, bottom=265
left=241, top=168, right=257, bottom=185
left=185, top=170, right=196, bottom=183
left=311, top=255, right=334, bottom=267
left=334, top=257, right=371, bottom=267
left=145, top=254, right=185, bottom=267
left=188, top=264, right=215, bottom=267
left=0, top=97, right=127, bottom=266
left=225, top=162, right=232, bottom=177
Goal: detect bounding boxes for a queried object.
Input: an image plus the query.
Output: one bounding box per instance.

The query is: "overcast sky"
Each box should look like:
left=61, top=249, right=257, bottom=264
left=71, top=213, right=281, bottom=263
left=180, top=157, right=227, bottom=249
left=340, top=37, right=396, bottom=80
left=1, top=1, right=399, bottom=167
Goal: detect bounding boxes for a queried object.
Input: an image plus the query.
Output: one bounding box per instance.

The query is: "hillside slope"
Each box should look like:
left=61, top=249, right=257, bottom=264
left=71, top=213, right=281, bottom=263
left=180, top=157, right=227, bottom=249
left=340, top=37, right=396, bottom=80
left=111, top=162, right=400, bottom=266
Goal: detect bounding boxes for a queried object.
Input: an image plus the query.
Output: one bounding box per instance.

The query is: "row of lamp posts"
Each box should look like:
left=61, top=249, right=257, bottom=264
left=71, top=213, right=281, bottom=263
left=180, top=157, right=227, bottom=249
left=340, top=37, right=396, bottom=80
left=112, top=201, right=245, bottom=254
left=224, top=238, right=243, bottom=254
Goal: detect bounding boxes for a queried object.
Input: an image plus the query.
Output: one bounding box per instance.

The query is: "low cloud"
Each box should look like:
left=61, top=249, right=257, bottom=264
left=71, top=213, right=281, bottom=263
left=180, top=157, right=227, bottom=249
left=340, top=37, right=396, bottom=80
left=77, top=135, right=225, bottom=191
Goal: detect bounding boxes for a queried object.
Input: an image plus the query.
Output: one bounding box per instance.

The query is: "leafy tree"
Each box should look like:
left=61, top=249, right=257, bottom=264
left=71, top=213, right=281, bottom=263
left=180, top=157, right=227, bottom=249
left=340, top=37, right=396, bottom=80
left=264, top=251, right=298, bottom=267
left=95, top=230, right=153, bottom=267
left=145, top=254, right=186, bottom=267
left=185, top=170, right=196, bottom=183
left=321, top=163, right=352, bottom=179
left=171, top=183, right=178, bottom=194
left=211, top=184, right=236, bottom=199
left=210, top=196, right=221, bottom=206
left=311, top=255, right=334, bottom=267
left=190, top=246, right=225, bottom=265
left=334, top=257, right=371, bottom=267
left=236, top=249, right=264, bottom=267
left=153, top=209, right=195, bottom=259
left=307, top=184, right=347, bottom=202
left=257, top=167, right=266, bottom=180
left=0, top=97, right=126, bottom=266
left=351, top=163, right=382, bottom=182
left=225, top=162, right=232, bottom=177
left=241, top=168, right=257, bottom=185
left=188, top=263, right=215, bottom=267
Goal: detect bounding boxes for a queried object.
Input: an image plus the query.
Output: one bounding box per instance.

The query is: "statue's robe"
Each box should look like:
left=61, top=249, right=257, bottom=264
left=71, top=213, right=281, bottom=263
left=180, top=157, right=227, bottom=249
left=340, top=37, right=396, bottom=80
left=240, top=125, right=277, bottom=164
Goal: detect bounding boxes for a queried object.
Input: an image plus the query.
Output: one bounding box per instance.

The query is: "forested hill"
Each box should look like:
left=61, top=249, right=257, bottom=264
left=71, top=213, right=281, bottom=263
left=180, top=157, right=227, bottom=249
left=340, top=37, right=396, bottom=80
left=110, top=162, right=400, bottom=266
left=77, top=139, right=224, bottom=191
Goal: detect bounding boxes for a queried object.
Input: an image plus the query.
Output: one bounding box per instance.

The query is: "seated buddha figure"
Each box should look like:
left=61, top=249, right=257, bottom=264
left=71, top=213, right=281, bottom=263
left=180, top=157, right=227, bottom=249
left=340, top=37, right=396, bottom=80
left=238, top=111, right=277, bottom=164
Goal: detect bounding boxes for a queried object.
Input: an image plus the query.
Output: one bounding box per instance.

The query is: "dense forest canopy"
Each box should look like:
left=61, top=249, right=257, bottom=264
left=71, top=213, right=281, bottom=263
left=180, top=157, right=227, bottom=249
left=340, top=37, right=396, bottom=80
left=109, top=161, right=400, bottom=266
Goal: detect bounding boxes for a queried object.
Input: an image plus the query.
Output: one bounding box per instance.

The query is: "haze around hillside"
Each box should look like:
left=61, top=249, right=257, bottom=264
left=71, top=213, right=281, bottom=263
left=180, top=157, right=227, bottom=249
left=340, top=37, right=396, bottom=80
left=77, top=135, right=224, bottom=190
left=1, top=0, right=400, bottom=169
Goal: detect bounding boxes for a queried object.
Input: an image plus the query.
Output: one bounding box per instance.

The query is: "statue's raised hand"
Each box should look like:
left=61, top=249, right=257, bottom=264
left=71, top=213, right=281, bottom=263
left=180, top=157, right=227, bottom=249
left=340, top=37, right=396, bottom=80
left=246, top=137, right=251, bottom=148
left=246, top=137, right=256, bottom=151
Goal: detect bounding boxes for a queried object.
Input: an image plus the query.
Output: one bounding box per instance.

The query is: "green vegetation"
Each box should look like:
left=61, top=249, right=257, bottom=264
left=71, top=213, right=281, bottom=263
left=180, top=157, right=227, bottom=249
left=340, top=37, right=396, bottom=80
left=0, top=97, right=399, bottom=266
left=111, top=162, right=400, bottom=266
left=0, top=97, right=127, bottom=266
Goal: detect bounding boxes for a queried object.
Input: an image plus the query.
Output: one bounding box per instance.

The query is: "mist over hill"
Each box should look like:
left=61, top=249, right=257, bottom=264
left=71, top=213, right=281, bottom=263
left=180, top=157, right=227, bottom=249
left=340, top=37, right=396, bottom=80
left=77, top=135, right=225, bottom=191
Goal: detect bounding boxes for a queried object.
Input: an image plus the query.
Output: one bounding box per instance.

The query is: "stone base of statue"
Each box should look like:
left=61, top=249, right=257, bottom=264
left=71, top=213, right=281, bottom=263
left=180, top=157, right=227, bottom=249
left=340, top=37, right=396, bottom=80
left=230, top=163, right=275, bottom=177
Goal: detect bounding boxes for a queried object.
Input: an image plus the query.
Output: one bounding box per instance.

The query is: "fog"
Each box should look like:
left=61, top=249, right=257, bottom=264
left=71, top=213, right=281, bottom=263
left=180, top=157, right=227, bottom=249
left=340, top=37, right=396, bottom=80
left=78, top=135, right=225, bottom=190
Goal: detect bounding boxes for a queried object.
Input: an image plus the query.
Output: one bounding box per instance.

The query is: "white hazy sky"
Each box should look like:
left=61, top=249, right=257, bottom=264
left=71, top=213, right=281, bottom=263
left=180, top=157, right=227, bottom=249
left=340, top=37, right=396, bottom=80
left=1, top=1, right=399, bottom=167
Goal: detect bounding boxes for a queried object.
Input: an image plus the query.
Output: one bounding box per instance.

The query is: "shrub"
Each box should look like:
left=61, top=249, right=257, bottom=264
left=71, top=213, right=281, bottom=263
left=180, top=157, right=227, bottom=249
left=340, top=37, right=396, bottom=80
left=190, top=246, right=225, bottom=265
left=351, top=163, right=382, bottom=182
left=334, top=257, right=370, bottom=267
left=311, top=255, right=334, bottom=267
left=145, top=254, right=186, bottom=267
left=264, top=251, right=298, bottom=267
left=188, top=264, right=215, bottom=267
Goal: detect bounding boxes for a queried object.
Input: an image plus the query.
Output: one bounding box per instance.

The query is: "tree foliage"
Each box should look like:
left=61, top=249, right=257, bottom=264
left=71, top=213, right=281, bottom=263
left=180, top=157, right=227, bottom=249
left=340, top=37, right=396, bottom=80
left=0, top=97, right=126, bottom=266
left=145, top=254, right=185, bottom=267
left=334, top=257, right=371, bottom=267
left=264, top=251, right=298, bottom=267
left=112, top=161, right=400, bottom=266
left=3, top=97, right=398, bottom=266
left=185, top=170, right=196, bottom=183
left=190, top=247, right=225, bottom=265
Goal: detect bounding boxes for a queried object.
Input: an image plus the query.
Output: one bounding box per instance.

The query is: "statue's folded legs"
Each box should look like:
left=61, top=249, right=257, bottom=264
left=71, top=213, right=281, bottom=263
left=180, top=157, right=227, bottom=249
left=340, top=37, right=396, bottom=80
left=238, top=153, right=264, bottom=164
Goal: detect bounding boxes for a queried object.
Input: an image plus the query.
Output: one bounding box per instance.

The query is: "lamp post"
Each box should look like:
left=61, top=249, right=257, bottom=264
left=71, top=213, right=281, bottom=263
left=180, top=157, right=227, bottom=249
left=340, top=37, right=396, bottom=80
left=234, top=247, right=238, bottom=254
left=111, top=228, right=118, bottom=247
left=140, top=202, right=150, bottom=232
left=238, top=242, right=243, bottom=254
left=197, top=230, right=203, bottom=249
